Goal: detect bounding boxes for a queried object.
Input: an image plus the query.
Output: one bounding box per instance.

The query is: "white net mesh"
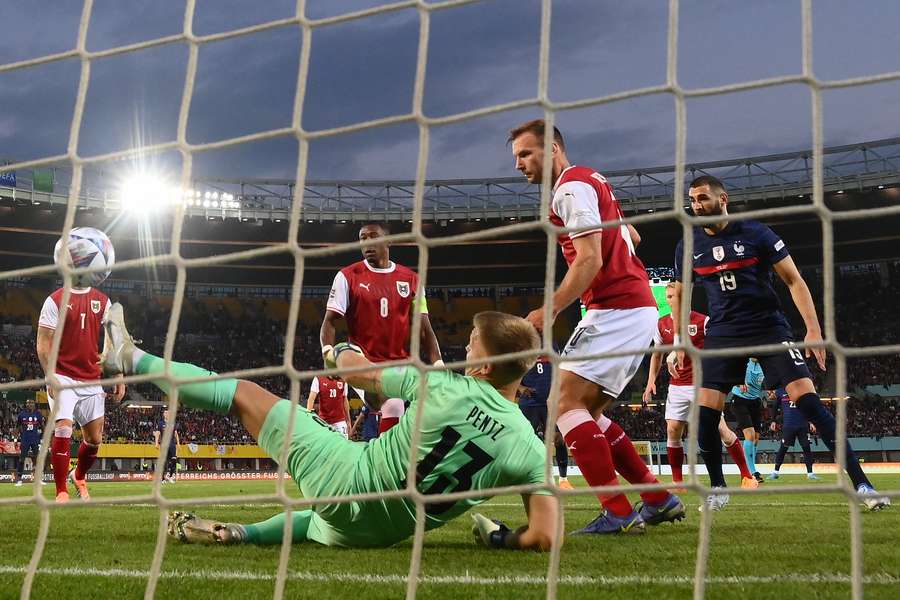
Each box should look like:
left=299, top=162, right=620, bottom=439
left=2, top=1, right=900, bottom=598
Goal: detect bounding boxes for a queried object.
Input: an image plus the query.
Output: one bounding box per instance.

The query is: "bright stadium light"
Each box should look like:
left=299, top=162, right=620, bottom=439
left=117, top=172, right=175, bottom=213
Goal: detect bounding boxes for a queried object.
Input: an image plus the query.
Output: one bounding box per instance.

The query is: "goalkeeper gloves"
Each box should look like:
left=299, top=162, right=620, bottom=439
left=471, top=513, right=512, bottom=549
left=323, top=342, right=363, bottom=369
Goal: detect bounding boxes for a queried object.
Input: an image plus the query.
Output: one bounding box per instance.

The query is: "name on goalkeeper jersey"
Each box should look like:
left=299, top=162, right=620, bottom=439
left=465, top=406, right=507, bottom=440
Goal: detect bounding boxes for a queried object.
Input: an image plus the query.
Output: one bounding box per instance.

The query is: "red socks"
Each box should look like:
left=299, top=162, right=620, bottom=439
left=561, top=416, right=633, bottom=517
left=378, top=417, right=399, bottom=434
left=50, top=435, right=72, bottom=495
left=603, top=420, right=669, bottom=505
left=667, top=445, right=685, bottom=483
left=74, top=442, right=99, bottom=481
left=725, top=439, right=752, bottom=479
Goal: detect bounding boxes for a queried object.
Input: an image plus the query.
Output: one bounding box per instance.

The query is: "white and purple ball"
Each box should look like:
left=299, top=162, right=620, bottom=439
left=53, top=227, right=115, bottom=288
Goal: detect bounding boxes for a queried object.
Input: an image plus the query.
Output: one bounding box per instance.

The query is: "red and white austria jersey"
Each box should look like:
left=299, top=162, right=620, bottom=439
left=653, top=311, right=708, bottom=386
left=38, top=287, right=110, bottom=381
left=310, top=376, right=348, bottom=424
left=326, top=260, right=425, bottom=362
left=550, top=166, right=656, bottom=310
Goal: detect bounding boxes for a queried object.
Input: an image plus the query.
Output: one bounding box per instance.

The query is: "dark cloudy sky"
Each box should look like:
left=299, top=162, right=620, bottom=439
left=1, top=0, right=898, bottom=185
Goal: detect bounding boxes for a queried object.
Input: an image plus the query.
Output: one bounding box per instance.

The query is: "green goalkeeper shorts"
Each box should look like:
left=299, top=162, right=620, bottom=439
left=258, top=400, right=364, bottom=506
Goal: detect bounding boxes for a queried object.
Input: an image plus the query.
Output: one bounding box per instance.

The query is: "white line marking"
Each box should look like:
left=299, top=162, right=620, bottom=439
left=0, top=565, right=896, bottom=586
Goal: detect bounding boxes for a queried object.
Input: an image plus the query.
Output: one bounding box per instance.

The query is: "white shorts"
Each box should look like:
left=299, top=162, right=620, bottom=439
left=560, top=307, right=658, bottom=398
left=665, top=384, right=696, bottom=422
left=47, top=374, right=105, bottom=426
left=329, top=420, right=349, bottom=438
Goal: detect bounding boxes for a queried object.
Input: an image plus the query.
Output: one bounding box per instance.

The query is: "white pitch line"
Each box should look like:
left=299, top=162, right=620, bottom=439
left=0, top=565, right=896, bottom=586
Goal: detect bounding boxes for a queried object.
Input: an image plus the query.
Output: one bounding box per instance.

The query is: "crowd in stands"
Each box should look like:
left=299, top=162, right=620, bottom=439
left=2, top=267, right=899, bottom=445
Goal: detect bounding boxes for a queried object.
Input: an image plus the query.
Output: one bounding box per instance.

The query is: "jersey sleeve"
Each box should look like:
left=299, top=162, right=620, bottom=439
left=673, top=240, right=684, bottom=282
left=326, top=271, right=350, bottom=315
left=38, top=296, right=59, bottom=329
left=551, top=181, right=602, bottom=238
left=518, top=442, right=553, bottom=496
left=310, top=377, right=320, bottom=394
left=757, top=224, right=790, bottom=265
left=380, top=366, right=422, bottom=402
left=652, top=324, right=663, bottom=346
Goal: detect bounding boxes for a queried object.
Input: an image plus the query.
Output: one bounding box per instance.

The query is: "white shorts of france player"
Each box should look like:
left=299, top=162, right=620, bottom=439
left=47, top=374, right=105, bottom=426
left=329, top=420, right=349, bottom=438
left=664, top=384, right=696, bottom=422
left=561, top=307, right=658, bottom=398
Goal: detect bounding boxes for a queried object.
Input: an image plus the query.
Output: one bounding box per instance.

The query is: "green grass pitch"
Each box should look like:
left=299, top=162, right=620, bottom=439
left=1, top=475, right=897, bottom=599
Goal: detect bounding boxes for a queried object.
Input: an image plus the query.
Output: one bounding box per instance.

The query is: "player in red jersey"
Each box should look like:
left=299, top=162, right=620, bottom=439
left=510, top=119, right=684, bottom=534
left=321, top=223, right=443, bottom=433
left=643, top=284, right=755, bottom=493
left=306, top=375, right=351, bottom=438
left=36, top=285, right=125, bottom=502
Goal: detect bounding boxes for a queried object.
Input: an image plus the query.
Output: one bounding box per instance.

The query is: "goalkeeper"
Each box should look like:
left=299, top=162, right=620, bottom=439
left=100, top=304, right=560, bottom=551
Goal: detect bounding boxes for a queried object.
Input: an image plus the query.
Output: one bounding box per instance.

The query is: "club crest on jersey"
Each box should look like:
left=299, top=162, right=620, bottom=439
left=90, top=300, right=102, bottom=313
left=733, top=242, right=745, bottom=255
left=396, top=281, right=411, bottom=298
left=712, top=246, right=725, bottom=261
left=688, top=324, right=698, bottom=336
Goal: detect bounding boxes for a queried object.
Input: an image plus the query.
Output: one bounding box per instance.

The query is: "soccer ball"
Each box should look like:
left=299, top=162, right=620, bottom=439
left=53, top=227, right=115, bottom=288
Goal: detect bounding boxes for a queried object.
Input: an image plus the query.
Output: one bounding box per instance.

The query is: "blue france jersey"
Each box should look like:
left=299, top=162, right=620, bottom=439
left=776, top=388, right=808, bottom=430
left=731, top=360, right=766, bottom=400
left=518, top=358, right=552, bottom=409
left=675, top=220, right=791, bottom=338
left=17, top=411, right=43, bottom=444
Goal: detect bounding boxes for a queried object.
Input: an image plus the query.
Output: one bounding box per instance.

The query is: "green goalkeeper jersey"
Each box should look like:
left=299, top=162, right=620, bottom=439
left=305, top=366, right=549, bottom=547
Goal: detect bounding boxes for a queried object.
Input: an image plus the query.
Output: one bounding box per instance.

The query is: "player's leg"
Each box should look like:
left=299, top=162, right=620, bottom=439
left=378, top=397, right=404, bottom=433
left=47, top=387, right=76, bottom=502
left=553, top=428, right=572, bottom=489
left=718, top=411, right=755, bottom=487
left=664, top=385, right=691, bottom=485
left=169, top=509, right=314, bottom=545
left=763, top=343, right=888, bottom=508
left=14, top=445, right=26, bottom=485
left=166, top=444, right=178, bottom=481
left=797, top=432, right=818, bottom=479
left=770, top=427, right=796, bottom=478
left=665, top=419, right=687, bottom=485
left=70, top=396, right=105, bottom=500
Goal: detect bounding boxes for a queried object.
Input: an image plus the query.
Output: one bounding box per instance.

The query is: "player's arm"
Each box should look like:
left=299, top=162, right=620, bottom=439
left=527, top=233, right=601, bottom=332
left=349, top=412, right=364, bottom=437
left=419, top=313, right=443, bottom=366
left=321, top=271, right=350, bottom=361
left=772, top=255, right=825, bottom=370
left=320, top=310, right=342, bottom=351
left=153, top=429, right=161, bottom=449
left=667, top=281, right=688, bottom=369
left=472, top=493, right=561, bottom=551
left=343, top=397, right=352, bottom=429
left=35, top=326, right=54, bottom=374
left=627, top=224, right=641, bottom=248
left=325, top=344, right=388, bottom=410
left=305, top=390, right=317, bottom=412
left=643, top=351, right=661, bottom=402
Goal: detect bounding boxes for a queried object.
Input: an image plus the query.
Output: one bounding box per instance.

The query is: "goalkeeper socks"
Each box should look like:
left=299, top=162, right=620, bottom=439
left=558, top=409, right=633, bottom=518
left=698, top=406, right=727, bottom=488
left=742, top=439, right=758, bottom=475
left=667, top=443, right=684, bottom=483
left=555, top=436, right=569, bottom=479
left=244, top=510, right=313, bottom=545
left=725, top=438, right=752, bottom=479
left=795, top=392, right=872, bottom=489
left=136, top=353, right=237, bottom=415
left=599, top=416, right=669, bottom=505
left=74, top=441, right=99, bottom=481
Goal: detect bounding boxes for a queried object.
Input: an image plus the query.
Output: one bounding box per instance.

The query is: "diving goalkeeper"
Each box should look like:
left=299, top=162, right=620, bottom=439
left=100, top=304, right=560, bottom=551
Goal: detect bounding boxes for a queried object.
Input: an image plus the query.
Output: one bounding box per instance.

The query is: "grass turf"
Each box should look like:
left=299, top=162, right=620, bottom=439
left=0, top=474, right=897, bottom=599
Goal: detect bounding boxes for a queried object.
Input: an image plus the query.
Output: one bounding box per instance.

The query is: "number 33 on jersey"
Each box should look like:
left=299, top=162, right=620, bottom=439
left=326, top=259, right=427, bottom=362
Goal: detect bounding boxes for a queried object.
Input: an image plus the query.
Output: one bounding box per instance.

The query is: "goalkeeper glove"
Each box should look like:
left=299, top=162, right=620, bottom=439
left=323, top=342, right=363, bottom=369
left=471, top=513, right=511, bottom=549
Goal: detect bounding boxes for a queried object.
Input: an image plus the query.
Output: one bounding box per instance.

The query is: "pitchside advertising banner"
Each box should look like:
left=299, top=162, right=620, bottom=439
left=0, top=471, right=291, bottom=483
left=0, top=170, right=15, bottom=187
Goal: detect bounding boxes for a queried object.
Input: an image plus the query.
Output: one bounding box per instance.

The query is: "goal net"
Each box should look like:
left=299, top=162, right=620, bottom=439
left=1, top=1, right=898, bottom=599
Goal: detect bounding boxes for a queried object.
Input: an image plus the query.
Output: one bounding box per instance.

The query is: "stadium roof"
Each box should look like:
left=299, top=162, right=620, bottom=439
left=2, top=137, right=899, bottom=223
